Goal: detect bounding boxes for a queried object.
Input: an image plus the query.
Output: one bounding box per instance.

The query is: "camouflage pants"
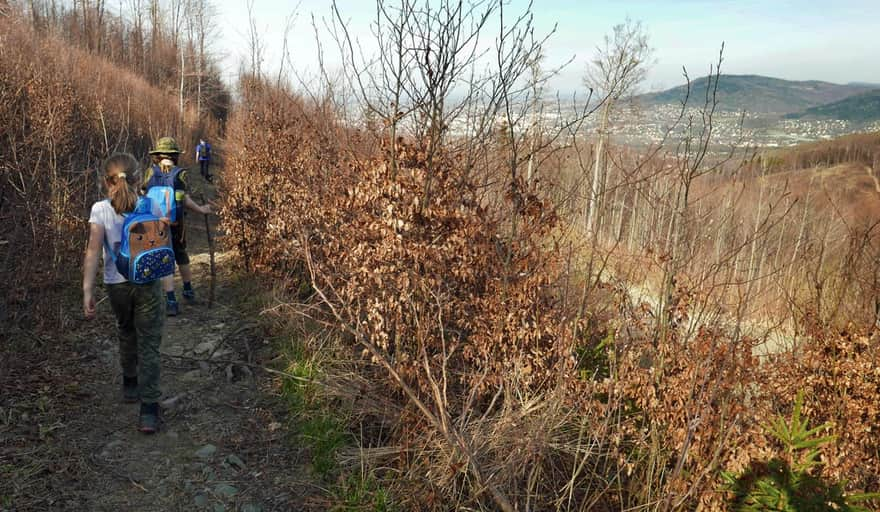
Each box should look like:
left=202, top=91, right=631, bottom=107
left=106, top=281, right=163, bottom=403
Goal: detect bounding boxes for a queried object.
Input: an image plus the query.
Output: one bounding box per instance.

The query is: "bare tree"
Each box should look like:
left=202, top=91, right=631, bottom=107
left=189, top=0, right=217, bottom=118
left=584, top=18, right=652, bottom=237
left=246, top=0, right=264, bottom=79
left=525, top=48, right=545, bottom=184
left=148, top=0, right=161, bottom=77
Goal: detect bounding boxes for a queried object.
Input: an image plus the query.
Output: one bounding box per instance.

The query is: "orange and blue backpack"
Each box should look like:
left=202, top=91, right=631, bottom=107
left=104, top=197, right=175, bottom=284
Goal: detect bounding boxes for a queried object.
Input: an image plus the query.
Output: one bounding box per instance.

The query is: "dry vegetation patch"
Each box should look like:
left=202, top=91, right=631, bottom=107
left=220, top=75, right=880, bottom=510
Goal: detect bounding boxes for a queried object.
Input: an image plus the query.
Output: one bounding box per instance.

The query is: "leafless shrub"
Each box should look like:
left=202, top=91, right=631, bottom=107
left=221, top=2, right=880, bottom=510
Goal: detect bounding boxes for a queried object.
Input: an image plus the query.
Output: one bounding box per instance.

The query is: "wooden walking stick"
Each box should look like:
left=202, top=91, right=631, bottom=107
left=199, top=192, right=216, bottom=308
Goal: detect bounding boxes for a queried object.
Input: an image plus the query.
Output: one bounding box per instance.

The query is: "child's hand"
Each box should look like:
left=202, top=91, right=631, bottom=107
left=201, top=204, right=214, bottom=215
left=83, top=289, right=96, bottom=320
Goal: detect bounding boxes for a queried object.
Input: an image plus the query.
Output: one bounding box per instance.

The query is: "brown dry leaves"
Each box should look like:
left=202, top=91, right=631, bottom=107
left=220, top=80, right=880, bottom=510
left=222, top=81, right=574, bottom=401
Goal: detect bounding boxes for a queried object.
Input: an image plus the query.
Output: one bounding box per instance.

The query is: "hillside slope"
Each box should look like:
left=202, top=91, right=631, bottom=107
left=760, top=131, right=880, bottom=171
left=738, top=131, right=880, bottom=226
left=639, top=74, right=872, bottom=114
left=786, top=89, right=880, bottom=122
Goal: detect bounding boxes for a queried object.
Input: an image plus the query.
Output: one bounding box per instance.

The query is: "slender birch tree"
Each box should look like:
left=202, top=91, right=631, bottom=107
left=584, top=19, right=652, bottom=237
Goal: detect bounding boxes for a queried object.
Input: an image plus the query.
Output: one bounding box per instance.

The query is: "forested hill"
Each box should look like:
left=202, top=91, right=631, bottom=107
left=638, top=74, right=872, bottom=114
left=786, top=89, right=880, bottom=122
left=22, top=0, right=231, bottom=125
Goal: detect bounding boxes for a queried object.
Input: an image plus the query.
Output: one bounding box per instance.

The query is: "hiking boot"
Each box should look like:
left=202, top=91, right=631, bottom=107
left=122, top=376, right=139, bottom=403
left=166, top=299, right=179, bottom=316
left=182, top=288, right=196, bottom=304
left=138, top=402, right=161, bottom=434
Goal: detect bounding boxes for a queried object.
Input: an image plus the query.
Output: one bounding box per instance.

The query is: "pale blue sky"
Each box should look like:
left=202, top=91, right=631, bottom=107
left=214, top=0, right=880, bottom=93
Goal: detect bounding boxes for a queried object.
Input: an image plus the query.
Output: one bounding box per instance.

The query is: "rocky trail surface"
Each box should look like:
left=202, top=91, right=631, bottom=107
left=1, top=171, right=320, bottom=511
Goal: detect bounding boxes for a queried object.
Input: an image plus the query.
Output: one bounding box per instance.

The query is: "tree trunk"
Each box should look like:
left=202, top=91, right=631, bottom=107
left=179, top=44, right=185, bottom=133
left=586, top=103, right=611, bottom=237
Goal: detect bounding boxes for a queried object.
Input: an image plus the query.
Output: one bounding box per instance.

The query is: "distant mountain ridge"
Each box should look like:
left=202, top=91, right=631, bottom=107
left=786, top=89, right=880, bottom=122
left=847, top=81, right=880, bottom=88
left=639, top=74, right=873, bottom=114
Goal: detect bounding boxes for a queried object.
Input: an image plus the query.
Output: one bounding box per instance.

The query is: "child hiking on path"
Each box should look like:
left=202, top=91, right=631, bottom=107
left=83, top=153, right=168, bottom=433
left=196, top=138, right=213, bottom=183
left=142, top=137, right=213, bottom=316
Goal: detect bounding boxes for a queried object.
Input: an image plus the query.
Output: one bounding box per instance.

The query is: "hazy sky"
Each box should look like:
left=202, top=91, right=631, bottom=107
left=213, top=0, right=880, bottom=93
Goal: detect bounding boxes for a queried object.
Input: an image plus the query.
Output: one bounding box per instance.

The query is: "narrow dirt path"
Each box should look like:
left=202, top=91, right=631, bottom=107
left=80, top=258, right=309, bottom=511
left=1, top=167, right=319, bottom=511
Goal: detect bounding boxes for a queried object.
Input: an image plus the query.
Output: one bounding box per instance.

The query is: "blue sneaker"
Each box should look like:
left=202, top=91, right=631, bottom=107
left=182, top=288, right=196, bottom=304
left=166, top=299, right=179, bottom=317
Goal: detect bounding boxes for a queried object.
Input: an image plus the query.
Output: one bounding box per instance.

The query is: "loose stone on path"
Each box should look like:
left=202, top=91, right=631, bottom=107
left=195, top=444, right=217, bottom=459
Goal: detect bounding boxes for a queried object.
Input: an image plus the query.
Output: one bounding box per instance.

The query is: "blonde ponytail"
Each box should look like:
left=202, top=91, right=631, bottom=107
left=103, top=153, right=139, bottom=214
left=151, top=153, right=178, bottom=174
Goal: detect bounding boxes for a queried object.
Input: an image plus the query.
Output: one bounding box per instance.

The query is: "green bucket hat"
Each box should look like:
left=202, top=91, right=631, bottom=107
left=149, top=136, right=182, bottom=155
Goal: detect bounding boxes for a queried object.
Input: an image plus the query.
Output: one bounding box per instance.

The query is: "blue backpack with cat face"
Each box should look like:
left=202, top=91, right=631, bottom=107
left=104, top=197, right=175, bottom=284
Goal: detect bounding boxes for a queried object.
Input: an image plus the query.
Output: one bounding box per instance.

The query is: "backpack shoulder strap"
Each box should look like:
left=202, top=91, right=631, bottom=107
left=102, top=200, right=124, bottom=263
left=143, top=166, right=156, bottom=189
left=171, top=166, right=188, bottom=190
left=103, top=196, right=134, bottom=264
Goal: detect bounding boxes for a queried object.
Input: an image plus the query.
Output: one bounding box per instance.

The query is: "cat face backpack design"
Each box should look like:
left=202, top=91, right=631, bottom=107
left=144, top=164, right=185, bottom=224
left=104, top=197, right=175, bottom=284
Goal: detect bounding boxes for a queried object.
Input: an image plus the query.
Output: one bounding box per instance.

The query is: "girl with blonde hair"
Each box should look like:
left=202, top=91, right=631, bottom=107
left=83, top=152, right=164, bottom=433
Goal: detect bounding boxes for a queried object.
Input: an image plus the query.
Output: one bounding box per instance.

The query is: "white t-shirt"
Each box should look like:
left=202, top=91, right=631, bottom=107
left=88, top=199, right=163, bottom=285
left=89, top=200, right=127, bottom=284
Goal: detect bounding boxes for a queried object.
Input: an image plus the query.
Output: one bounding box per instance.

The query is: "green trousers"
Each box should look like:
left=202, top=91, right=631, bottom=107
left=106, top=280, right=163, bottom=403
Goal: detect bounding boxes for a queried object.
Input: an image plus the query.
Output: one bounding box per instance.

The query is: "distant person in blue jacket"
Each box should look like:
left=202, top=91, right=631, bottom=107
left=196, top=138, right=213, bottom=183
